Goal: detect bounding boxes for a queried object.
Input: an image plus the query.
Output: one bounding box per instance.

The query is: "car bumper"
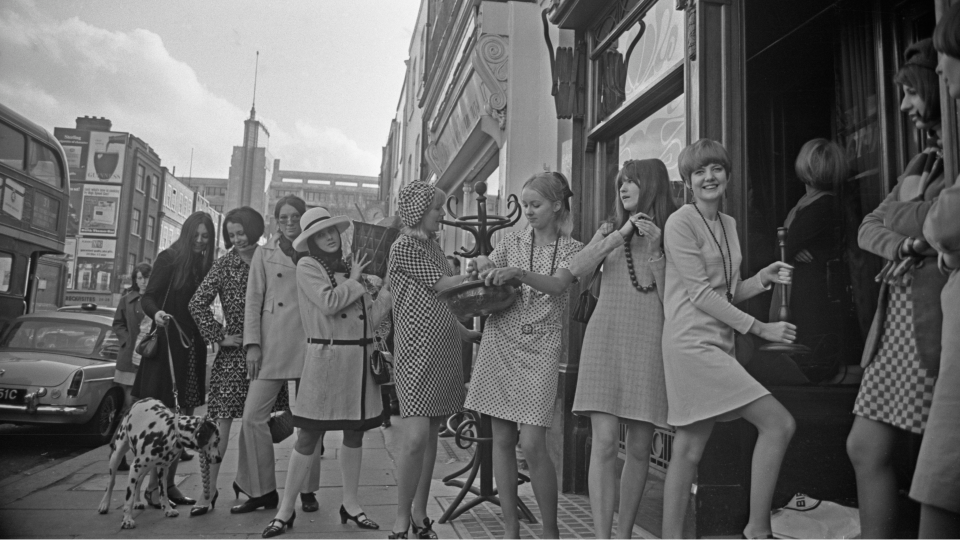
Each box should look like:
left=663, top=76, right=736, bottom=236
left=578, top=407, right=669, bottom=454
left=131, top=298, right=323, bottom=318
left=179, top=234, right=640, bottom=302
left=0, top=403, right=88, bottom=415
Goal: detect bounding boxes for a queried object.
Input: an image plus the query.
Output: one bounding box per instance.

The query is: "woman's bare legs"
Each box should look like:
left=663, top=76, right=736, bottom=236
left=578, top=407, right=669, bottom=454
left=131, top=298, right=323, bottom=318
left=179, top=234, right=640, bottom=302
left=618, top=421, right=655, bottom=538
left=391, top=415, right=441, bottom=534
left=847, top=415, right=899, bottom=538
left=738, top=395, right=796, bottom=539
left=919, top=504, right=960, bottom=539
left=662, top=419, right=715, bottom=539
left=491, top=418, right=522, bottom=539
left=587, top=413, right=620, bottom=538
left=519, top=424, right=559, bottom=539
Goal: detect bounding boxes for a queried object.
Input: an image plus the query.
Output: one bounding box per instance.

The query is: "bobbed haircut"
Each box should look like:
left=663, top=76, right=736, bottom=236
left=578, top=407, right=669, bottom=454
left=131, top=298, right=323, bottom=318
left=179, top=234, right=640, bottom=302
left=400, top=188, right=445, bottom=241
left=613, top=159, right=678, bottom=240
left=129, top=262, right=152, bottom=292
left=678, top=139, right=732, bottom=186
left=273, top=195, right=307, bottom=220
left=222, top=206, right=265, bottom=249
left=934, top=2, right=960, bottom=58
left=894, top=39, right=941, bottom=123
left=521, top=171, right=574, bottom=237
left=795, top=138, right=847, bottom=191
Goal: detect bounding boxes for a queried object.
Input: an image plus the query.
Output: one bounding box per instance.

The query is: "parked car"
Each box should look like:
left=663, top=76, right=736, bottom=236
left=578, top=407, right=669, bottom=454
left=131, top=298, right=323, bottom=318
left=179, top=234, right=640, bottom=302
left=0, top=311, right=122, bottom=445
left=57, top=303, right=117, bottom=317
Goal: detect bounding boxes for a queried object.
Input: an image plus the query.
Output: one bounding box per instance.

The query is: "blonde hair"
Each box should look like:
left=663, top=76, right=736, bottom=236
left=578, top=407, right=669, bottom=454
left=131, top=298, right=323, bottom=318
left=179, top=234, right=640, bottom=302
left=678, top=139, right=731, bottom=186
left=521, top=172, right=574, bottom=237
left=795, top=138, right=846, bottom=191
left=401, top=188, right=445, bottom=241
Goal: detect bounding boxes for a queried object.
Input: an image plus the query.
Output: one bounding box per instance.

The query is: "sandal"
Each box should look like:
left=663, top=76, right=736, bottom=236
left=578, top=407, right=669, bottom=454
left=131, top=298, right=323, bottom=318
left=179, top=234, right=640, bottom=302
left=411, top=518, right=437, bottom=539
left=340, top=505, right=379, bottom=529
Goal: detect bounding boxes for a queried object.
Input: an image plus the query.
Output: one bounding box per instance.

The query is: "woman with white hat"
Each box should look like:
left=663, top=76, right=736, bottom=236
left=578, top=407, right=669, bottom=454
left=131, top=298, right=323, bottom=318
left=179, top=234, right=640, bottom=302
left=262, top=207, right=393, bottom=538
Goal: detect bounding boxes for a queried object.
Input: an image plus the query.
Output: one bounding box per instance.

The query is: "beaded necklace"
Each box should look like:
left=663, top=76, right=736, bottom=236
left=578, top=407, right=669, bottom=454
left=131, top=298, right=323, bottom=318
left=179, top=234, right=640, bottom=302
left=311, top=255, right=351, bottom=288
left=690, top=203, right=733, bottom=302
left=623, top=237, right=656, bottom=293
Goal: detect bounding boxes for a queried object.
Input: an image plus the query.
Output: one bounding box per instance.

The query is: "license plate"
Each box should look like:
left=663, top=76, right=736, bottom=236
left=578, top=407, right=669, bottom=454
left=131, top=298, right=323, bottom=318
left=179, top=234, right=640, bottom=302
left=0, top=387, right=25, bottom=404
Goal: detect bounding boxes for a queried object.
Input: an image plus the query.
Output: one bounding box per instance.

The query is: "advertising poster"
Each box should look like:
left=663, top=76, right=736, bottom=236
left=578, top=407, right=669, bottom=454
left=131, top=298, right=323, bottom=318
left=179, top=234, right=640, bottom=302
left=64, top=237, right=76, bottom=290
left=80, top=184, right=122, bottom=236
left=85, top=131, right=128, bottom=183
left=75, top=238, right=115, bottom=293
left=54, top=128, right=91, bottom=181
left=76, top=238, right=116, bottom=259
left=1, top=176, right=25, bottom=221
left=68, top=183, right=83, bottom=236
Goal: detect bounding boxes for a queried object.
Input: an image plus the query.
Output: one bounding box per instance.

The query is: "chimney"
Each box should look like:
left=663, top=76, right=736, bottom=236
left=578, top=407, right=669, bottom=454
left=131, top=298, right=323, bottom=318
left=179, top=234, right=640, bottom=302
left=75, top=116, right=113, bottom=132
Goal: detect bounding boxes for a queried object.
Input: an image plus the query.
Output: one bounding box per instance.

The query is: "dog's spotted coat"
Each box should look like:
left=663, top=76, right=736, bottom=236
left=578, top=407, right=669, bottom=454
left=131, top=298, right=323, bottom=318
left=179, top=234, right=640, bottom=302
left=97, top=398, right=221, bottom=529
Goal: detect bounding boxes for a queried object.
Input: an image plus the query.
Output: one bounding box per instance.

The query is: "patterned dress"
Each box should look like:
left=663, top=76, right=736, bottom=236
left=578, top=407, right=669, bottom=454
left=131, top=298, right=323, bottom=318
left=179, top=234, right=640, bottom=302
left=465, top=229, right=582, bottom=427
left=190, top=248, right=289, bottom=419
left=389, top=235, right=464, bottom=418
left=853, top=284, right=936, bottom=434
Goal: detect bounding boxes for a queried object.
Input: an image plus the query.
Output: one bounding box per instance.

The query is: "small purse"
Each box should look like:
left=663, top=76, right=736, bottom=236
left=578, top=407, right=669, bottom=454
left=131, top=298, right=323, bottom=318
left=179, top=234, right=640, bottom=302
left=134, top=284, right=171, bottom=361
left=268, top=409, right=294, bottom=443
left=572, top=265, right=602, bottom=324
left=362, top=301, right=393, bottom=385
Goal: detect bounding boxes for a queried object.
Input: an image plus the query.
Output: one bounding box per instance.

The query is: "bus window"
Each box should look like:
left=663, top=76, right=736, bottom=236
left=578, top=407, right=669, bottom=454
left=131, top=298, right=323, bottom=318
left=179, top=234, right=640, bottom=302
left=27, top=140, right=64, bottom=188
left=0, top=122, right=25, bottom=171
left=0, top=252, right=11, bottom=292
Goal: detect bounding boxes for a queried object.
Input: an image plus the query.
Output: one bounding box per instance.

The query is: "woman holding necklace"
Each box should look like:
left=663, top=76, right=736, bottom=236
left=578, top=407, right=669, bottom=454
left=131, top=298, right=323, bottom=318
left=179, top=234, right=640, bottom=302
left=465, top=171, right=583, bottom=539
left=660, top=139, right=796, bottom=539
left=568, top=159, right=676, bottom=538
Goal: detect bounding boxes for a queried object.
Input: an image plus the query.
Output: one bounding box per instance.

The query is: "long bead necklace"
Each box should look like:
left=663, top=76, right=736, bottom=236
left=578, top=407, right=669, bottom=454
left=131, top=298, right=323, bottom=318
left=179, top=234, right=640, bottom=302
left=623, top=238, right=656, bottom=293
left=691, top=203, right=733, bottom=302
left=311, top=255, right=351, bottom=288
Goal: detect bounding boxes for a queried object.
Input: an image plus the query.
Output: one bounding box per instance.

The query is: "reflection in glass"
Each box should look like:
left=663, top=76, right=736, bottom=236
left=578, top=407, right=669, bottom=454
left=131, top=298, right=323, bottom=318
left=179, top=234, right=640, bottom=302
left=618, top=94, right=686, bottom=203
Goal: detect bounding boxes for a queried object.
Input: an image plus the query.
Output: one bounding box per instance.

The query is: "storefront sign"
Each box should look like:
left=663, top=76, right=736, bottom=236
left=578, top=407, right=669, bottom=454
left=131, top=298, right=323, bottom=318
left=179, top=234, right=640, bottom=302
left=76, top=238, right=116, bottom=259
left=80, top=184, right=122, bottom=236
left=64, top=291, right=114, bottom=306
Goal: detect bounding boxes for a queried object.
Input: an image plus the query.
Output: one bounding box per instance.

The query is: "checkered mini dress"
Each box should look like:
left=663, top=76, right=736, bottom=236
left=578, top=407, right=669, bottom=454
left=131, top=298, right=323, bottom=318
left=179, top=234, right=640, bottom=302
left=853, top=283, right=937, bottom=434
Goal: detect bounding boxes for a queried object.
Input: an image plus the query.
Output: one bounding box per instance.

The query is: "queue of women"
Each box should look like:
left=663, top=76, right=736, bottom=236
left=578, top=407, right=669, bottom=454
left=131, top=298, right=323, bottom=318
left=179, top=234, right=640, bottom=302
left=109, top=10, right=960, bottom=539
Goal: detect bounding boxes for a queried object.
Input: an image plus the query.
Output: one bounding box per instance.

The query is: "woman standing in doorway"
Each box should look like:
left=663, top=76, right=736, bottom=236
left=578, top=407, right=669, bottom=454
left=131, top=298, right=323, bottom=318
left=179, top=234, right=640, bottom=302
left=134, top=210, right=216, bottom=509
left=233, top=196, right=318, bottom=515
left=569, top=159, right=676, bottom=538
left=660, top=139, right=796, bottom=539
left=466, top=171, right=582, bottom=539
left=847, top=38, right=948, bottom=539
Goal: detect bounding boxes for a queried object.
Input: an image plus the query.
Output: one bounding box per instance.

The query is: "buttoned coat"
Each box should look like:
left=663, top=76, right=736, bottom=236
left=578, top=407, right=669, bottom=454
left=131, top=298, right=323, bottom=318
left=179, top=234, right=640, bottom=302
left=294, top=257, right=392, bottom=426
left=112, top=290, right=145, bottom=376
left=243, top=236, right=306, bottom=380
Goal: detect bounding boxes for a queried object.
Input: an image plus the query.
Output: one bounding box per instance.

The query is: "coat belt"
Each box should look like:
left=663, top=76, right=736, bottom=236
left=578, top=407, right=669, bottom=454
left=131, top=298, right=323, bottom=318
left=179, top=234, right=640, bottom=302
left=307, top=338, right=374, bottom=346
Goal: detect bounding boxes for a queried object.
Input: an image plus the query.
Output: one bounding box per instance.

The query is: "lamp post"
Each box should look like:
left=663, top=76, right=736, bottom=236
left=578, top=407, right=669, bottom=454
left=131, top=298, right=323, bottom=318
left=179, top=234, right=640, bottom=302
left=435, top=180, right=537, bottom=524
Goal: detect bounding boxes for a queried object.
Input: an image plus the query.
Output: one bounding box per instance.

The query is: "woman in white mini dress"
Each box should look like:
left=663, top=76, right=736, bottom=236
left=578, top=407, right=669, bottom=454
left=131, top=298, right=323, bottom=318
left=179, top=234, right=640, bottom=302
left=466, top=172, right=582, bottom=539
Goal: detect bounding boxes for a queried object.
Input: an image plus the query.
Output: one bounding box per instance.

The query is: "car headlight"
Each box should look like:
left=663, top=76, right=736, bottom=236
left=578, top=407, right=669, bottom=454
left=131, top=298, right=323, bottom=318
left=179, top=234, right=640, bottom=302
left=51, top=389, right=61, bottom=398
left=66, top=370, right=84, bottom=397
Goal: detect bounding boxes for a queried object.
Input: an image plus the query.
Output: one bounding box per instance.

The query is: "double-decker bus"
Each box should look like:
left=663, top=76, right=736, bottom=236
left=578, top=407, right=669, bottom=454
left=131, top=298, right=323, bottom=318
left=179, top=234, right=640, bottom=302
left=0, top=103, right=71, bottom=330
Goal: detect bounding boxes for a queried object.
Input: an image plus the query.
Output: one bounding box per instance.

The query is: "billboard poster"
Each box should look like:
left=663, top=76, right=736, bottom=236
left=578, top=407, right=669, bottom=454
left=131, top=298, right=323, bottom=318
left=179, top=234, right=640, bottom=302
left=54, top=128, right=91, bottom=181
left=76, top=238, right=116, bottom=259
left=64, top=237, right=76, bottom=290
left=85, top=131, right=128, bottom=183
left=1, top=176, right=25, bottom=221
left=68, top=183, right=83, bottom=236
left=80, top=184, right=122, bottom=236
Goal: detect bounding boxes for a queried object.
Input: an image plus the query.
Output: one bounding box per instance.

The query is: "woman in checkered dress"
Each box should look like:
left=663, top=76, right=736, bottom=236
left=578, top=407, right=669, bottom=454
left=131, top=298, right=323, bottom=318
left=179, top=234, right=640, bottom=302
left=847, top=38, right=949, bottom=539
left=387, top=182, right=480, bottom=539
left=466, top=172, right=582, bottom=539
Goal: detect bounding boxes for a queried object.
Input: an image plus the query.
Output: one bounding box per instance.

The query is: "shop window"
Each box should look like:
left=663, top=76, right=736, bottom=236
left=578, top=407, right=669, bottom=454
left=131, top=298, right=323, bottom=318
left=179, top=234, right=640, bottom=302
left=0, top=122, right=25, bottom=171
left=617, top=93, right=686, bottom=200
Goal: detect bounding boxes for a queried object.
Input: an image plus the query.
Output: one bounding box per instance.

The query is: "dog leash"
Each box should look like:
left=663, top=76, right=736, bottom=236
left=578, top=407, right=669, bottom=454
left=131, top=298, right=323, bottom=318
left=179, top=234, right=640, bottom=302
left=161, top=316, right=193, bottom=417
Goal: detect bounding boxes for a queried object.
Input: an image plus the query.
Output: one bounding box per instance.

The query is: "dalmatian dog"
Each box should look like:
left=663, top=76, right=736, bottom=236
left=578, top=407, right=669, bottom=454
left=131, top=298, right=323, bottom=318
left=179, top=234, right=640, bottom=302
left=97, top=398, right=221, bottom=529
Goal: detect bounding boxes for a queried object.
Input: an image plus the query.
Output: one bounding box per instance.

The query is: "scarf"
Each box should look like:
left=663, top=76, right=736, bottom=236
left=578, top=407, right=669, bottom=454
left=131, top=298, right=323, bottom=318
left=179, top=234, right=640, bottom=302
left=278, top=233, right=304, bottom=265
left=308, top=241, right=349, bottom=273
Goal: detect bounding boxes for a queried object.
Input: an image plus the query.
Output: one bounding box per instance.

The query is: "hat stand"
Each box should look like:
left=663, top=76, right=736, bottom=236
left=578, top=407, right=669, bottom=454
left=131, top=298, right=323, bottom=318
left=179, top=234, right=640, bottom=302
left=434, top=181, right=537, bottom=524
left=759, top=227, right=811, bottom=355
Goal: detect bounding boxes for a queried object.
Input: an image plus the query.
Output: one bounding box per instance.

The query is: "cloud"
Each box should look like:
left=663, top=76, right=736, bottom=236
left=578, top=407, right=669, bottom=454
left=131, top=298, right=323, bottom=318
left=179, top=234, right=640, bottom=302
left=0, top=1, right=380, bottom=179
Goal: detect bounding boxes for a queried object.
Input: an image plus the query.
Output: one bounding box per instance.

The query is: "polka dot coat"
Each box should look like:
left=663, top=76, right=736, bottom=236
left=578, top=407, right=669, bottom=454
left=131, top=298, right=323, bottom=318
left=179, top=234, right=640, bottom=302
left=465, top=229, right=583, bottom=427
left=389, top=235, right=465, bottom=418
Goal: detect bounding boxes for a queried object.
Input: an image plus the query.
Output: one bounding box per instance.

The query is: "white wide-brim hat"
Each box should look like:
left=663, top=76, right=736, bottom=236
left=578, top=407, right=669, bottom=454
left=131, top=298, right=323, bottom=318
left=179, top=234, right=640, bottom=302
left=291, top=207, right=351, bottom=252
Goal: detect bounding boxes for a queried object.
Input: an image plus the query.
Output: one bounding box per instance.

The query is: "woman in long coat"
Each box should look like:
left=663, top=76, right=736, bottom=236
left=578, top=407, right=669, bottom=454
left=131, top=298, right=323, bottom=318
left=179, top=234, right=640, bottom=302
left=134, top=210, right=215, bottom=508
left=112, top=262, right=151, bottom=409
left=234, top=196, right=321, bottom=514
left=261, top=207, right=392, bottom=538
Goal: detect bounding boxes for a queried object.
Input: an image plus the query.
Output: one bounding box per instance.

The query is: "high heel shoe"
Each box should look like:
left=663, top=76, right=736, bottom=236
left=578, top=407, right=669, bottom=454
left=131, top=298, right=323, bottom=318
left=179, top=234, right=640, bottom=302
left=300, top=492, right=319, bottom=513
left=144, top=487, right=172, bottom=510
left=166, top=484, right=196, bottom=506
left=339, top=505, right=379, bottom=529
left=411, top=518, right=437, bottom=539
left=261, top=510, right=296, bottom=538
left=231, top=490, right=279, bottom=514
left=387, top=528, right=408, bottom=539
left=190, top=490, right=219, bottom=517
left=233, top=481, right=245, bottom=499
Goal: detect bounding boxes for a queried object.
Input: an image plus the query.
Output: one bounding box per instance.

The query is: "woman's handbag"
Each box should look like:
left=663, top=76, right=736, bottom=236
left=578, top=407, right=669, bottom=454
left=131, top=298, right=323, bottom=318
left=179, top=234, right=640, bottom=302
left=268, top=409, right=294, bottom=443
left=134, top=284, right=171, bottom=361
left=363, top=301, right=394, bottom=385
left=572, top=265, right=602, bottom=324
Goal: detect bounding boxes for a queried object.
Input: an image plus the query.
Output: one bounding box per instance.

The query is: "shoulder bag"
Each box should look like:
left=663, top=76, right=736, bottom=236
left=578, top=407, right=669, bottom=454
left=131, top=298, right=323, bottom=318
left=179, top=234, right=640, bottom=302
left=363, top=301, right=393, bottom=385
left=135, top=284, right=171, bottom=361
left=268, top=409, right=294, bottom=443
left=572, top=264, right=602, bottom=324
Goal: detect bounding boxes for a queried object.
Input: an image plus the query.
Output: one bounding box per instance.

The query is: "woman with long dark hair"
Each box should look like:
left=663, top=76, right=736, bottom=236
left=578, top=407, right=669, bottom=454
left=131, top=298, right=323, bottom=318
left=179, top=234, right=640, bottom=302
left=134, top=210, right=216, bottom=508
left=847, top=38, right=948, bottom=539
left=233, top=196, right=320, bottom=515
left=568, top=159, right=676, bottom=538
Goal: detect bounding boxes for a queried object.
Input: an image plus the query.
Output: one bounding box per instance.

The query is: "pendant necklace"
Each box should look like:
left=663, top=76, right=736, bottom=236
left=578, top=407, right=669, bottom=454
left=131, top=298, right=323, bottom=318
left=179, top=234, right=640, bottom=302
left=526, top=229, right=559, bottom=303
left=691, top=203, right=733, bottom=302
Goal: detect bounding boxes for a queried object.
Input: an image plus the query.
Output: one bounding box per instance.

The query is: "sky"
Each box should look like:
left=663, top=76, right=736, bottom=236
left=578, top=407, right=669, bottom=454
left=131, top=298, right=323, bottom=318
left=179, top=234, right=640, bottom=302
left=0, top=0, right=421, bottom=179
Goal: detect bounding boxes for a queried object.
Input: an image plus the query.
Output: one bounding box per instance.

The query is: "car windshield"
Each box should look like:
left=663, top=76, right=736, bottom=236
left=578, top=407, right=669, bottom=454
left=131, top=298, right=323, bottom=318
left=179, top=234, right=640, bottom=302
left=0, top=320, right=106, bottom=356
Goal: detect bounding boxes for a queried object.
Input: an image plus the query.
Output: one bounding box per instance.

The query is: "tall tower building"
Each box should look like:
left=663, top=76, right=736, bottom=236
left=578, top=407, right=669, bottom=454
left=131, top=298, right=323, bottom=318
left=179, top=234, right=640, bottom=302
left=226, top=105, right=272, bottom=215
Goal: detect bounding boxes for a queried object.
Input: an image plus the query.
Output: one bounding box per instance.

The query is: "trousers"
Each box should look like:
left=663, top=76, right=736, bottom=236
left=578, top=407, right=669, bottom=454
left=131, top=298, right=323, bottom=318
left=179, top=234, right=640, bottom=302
left=235, top=378, right=322, bottom=497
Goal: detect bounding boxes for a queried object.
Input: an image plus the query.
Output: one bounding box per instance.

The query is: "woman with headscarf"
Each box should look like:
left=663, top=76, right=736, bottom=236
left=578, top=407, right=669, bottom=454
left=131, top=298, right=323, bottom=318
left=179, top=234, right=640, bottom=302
left=847, top=38, right=949, bottom=539
left=134, top=210, right=216, bottom=509
left=261, top=207, right=392, bottom=537
left=387, top=182, right=479, bottom=539
left=232, top=196, right=315, bottom=515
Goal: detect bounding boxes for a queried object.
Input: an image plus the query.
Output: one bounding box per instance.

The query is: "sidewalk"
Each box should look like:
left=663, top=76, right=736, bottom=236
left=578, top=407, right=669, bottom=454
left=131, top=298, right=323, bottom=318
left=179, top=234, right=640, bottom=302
left=0, top=415, right=655, bottom=539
